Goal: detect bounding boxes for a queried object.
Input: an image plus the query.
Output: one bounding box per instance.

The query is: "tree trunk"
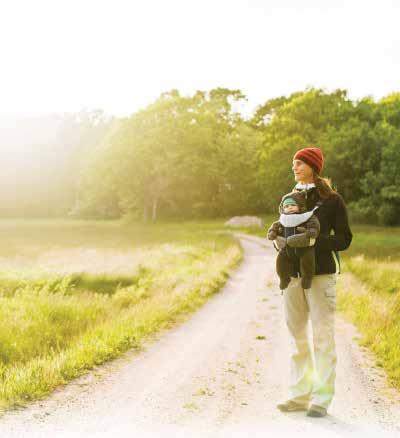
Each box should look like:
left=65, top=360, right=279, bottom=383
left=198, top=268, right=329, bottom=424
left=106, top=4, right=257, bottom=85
left=152, top=197, right=158, bottom=222
left=143, top=204, right=149, bottom=223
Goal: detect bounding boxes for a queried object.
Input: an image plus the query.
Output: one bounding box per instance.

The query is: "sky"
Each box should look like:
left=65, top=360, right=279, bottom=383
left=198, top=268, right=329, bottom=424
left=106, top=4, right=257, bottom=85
left=0, top=0, right=399, bottom=118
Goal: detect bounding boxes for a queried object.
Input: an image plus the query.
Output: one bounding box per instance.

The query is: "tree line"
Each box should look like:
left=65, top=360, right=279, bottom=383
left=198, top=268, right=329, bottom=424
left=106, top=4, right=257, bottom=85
left=1, top=87, right=399, bottom=225
left=0, top=110, right=112, bottom=217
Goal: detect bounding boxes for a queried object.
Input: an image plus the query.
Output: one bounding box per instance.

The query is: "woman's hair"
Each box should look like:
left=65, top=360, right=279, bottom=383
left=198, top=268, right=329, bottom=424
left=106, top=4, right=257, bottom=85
left=313, top=172, right=336, bottom=199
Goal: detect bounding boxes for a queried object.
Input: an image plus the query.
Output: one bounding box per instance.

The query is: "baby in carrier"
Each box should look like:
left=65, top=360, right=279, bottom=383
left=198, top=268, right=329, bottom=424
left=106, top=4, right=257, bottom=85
left=267, top=190, right=320, bottom=291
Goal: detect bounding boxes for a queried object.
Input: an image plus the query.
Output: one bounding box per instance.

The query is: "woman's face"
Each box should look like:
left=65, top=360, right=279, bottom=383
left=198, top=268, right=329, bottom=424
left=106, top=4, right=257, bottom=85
left=292, top=159, right=314, bottom=183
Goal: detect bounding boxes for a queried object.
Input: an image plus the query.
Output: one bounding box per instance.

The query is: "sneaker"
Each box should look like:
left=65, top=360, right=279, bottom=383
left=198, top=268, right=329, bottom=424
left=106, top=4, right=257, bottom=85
left=276, top=400, right=308, bottom=412
left=306, top=404, right=327, bottom=417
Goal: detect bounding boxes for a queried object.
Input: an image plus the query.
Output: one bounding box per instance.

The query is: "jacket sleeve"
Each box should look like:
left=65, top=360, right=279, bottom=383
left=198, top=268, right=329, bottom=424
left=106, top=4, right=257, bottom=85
left=267, top=221, right=282, bottom=240
left=315, top=193, right=353, bottom=252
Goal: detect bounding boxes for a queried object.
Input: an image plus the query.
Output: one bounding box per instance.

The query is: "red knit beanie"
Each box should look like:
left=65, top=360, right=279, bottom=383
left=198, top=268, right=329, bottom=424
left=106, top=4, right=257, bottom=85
left=293, top=147, right=324, bottom=174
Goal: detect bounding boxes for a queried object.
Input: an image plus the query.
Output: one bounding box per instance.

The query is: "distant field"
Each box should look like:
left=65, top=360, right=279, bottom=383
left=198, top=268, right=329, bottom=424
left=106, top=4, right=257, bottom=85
left=341, top=224, right=400, bottom=261
left=0, top=218, right=243, bottom=411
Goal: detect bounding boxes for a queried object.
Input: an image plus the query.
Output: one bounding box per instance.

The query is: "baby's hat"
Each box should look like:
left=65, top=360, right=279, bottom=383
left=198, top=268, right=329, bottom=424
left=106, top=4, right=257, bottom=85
left=282, top=197, right=297, bottom=208
left=279, top=191, right=307, bottom=214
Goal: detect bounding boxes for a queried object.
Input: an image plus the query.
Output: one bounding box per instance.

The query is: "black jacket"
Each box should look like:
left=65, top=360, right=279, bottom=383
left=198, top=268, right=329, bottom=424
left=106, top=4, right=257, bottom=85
left=277, top=186, right=353, bottom=276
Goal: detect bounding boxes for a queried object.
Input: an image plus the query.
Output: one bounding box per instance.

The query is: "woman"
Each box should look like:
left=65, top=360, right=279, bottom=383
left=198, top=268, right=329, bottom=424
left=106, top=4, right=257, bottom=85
left=275, top=147, right=353, bottom=417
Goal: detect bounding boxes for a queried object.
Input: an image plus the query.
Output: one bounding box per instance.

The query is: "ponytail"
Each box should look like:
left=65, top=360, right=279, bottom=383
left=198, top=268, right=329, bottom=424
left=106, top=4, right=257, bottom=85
left=313, top=172, right=336, bottom=199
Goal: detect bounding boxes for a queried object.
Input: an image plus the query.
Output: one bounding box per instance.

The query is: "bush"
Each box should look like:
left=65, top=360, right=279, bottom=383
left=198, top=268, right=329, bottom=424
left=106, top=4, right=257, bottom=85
left=68, top=198, right=121, bottom=220
left=347, top=198, right=378, bottom=225
left=377, top=203, right=400, bottom=226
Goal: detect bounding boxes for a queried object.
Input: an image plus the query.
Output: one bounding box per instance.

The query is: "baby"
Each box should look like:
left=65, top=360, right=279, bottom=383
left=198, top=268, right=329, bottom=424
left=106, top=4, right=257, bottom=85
left=267, top=190, right=320, bottom=291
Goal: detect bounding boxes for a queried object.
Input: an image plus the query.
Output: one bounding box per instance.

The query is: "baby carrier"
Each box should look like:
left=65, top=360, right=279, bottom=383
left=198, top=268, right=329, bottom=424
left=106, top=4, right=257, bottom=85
left=275, top=199, right=341, bottom=274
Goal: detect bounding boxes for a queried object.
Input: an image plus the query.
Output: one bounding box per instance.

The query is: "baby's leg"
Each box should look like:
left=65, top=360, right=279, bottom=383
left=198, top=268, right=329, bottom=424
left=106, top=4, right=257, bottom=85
left=277, top=251, right=292, bottom=290
left=300, top=248, right=315, bottom=290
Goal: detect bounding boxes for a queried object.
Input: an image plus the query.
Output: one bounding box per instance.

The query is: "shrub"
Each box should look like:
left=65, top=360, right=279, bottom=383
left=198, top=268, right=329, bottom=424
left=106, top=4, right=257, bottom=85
left=377, top=203, right=400, bottom=226
left=347, top=198, right=378, bottom=224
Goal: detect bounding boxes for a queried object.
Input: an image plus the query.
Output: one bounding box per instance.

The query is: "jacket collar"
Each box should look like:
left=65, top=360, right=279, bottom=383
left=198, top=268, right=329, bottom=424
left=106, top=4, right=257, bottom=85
left=294, top=182, right=316, bottom=190
left=293, top=182, right=319, bottom=205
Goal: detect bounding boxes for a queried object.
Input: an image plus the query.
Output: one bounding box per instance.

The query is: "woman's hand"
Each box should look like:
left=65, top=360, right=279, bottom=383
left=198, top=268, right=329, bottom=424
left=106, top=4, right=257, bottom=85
left=274, top=235, right=287, bottom=250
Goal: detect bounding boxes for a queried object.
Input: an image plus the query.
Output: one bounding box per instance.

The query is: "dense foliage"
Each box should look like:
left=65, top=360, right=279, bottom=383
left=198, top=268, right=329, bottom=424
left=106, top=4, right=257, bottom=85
left=1, top=88, right=399, bottom=224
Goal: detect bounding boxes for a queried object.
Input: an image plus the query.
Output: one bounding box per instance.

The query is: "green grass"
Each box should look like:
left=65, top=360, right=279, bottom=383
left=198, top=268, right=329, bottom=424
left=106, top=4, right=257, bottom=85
left=343, top=256, right=400, bottom=295
left=0, top=218, right=244, bottom=411
left=337, top=272, right=400, bottom=387
left=344, top=224, right=400, bottom=261
left=335, top=225, right=400, bottom=387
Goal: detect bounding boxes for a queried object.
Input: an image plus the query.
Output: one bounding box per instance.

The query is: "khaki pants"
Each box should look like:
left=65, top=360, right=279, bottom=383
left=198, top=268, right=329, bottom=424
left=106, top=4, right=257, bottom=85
left=282, top=273, right=337, bottom=409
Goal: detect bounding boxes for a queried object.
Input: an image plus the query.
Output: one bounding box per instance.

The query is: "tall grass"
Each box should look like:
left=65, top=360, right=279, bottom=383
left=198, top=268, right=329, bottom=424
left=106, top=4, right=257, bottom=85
left=331, top=224, right=400, bottom=388
left=344, top=224, right=400, bottom=261
left=344, top=255, right=400, bottom=295
left=337, top=272, right=400, bottom=387
left=0, top=219, right=243, bottom=411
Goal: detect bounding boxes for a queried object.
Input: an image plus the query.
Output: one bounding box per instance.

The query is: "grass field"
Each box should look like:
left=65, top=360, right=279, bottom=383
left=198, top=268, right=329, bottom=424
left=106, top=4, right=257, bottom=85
left=334, top=224, right=400, bottom=388
left=1, top=216, right=399, bottom=411
left=0, top=218, right=244, bottom=412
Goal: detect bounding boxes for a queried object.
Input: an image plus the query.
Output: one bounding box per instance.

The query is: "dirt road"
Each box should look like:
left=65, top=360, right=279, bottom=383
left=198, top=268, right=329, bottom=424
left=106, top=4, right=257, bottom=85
left=1, top=233, right=400, bottom=438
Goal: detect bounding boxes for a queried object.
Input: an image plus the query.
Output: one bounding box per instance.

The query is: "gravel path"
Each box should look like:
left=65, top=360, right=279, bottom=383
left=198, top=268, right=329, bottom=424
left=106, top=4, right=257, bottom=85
left=1, top=233, right=400, bottom=438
